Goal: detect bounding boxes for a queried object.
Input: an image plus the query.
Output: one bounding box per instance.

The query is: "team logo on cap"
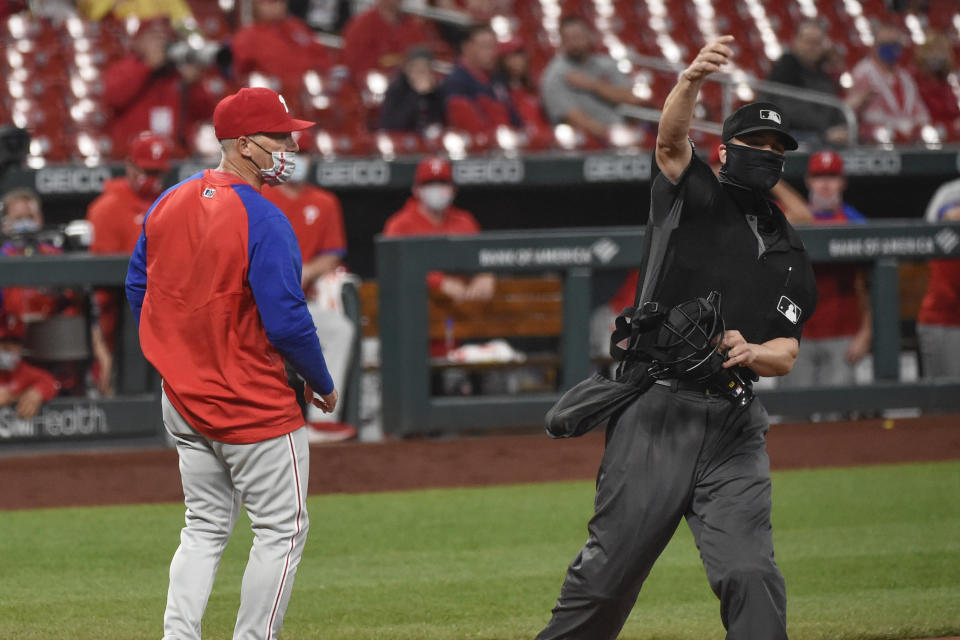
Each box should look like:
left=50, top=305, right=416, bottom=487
left=777, top=295, right=801, bottom=324
left=278, top=94, right=289, bottom=113
left=760, top=110, right=782, bottom=124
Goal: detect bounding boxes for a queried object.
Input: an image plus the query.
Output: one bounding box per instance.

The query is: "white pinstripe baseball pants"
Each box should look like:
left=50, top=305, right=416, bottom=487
left=161, top=391, right=310, bottom=640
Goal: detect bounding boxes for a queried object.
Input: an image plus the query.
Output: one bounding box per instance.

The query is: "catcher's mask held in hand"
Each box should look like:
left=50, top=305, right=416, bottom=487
left=643, top=291, right=755, bottom=405
left=647, top=291, right=725, bottom=380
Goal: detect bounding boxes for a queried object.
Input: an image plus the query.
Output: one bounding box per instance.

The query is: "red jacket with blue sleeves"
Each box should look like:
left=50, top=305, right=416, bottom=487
left=125, top=169, right=333, bottom=444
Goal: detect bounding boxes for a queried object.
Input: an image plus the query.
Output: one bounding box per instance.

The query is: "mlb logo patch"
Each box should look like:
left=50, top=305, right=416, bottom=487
left=760, top=110, right=782, bottom=125
left=777, top=295, right=801, bottom=324
left=202, top=187, right=216, bottom=198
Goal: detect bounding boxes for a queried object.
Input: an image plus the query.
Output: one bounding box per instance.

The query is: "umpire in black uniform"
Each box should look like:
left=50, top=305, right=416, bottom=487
left=536, top=36, right=817, bottom=640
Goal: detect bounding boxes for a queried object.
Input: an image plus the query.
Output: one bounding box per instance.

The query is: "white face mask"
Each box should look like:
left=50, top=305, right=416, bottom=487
left=7, top=218, right=41, bottom=235
left=289, top=156, right=310, bottom=183
left=418, top=184, right=454, bottom=212
left=0, top=350, right=20, bottom=371
left=249, top=139, right=297, bottom=186
left=809, top=191, right=841, bottom=213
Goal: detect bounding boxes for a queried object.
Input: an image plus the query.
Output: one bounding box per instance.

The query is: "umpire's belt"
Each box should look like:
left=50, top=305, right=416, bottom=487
left=654, top=378, right=712, bottom=394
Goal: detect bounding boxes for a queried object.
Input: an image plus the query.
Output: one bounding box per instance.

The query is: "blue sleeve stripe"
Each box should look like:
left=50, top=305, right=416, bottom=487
left=233, top=184, right=335, bottom=395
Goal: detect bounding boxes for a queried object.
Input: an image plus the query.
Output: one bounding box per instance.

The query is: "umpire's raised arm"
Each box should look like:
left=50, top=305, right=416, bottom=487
left=656, top=36, right=735, bottom=182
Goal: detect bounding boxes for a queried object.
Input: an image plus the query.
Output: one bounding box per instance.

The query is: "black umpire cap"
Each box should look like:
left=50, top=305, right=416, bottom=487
left=721, top=102, right=798, bottom=151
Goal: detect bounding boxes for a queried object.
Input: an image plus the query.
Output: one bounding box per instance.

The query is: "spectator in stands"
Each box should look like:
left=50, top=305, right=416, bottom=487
left=342, top=0, right=434, bottom=82
left=918, top=177, right=960, bottom=377
left=765, top=20, right=849, bottom=146
left=383, top=156, right=495, bottom=303
left=495, top=38, right=552, bottom=146
left=102, top=18, right=220, bottom=157
left=913, top=31, right=960, bottom=141
left=379, top=47, right=445, bottom=134
left=0, top=316, right=59, bottom=420
left=441, top=24, right=521, bottom=139
left=540, top=15, right=646, bottom=142
left=847, top=23, right=930, bottom=143
left=231, top=0, right=334, bottom=91
left=262, top=159, right=357, bottom=441
left=1, top=189, right=106, bottom=396
left=85, top=132, right=173, bottom=396
left=779, top=151, right=872, bottom=395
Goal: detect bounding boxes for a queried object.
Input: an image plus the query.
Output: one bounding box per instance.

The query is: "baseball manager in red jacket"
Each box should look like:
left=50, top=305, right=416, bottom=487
left=126, top=86, right=337, bottom=640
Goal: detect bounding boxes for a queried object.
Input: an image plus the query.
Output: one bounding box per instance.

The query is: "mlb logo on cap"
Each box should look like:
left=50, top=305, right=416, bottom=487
left=759, top=110, right=782, bottom=124
left=721, top=102, right=798, bottom=150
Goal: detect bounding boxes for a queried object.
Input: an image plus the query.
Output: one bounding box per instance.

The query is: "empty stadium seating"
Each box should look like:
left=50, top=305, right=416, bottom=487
left=2, top=0, right=959, bottom=165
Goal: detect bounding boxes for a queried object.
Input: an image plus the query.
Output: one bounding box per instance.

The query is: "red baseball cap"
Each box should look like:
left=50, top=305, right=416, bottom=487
left=807, top=150, right=844, bottom=176
left=498, top=37, right=526, bottom=58
left=129, top=132, right=172, bottom=171
left=213, top=87, right=316, bottom=139
left=0, top=316, right=24, bottom=343
left=414, top=156, right=453, bottom=185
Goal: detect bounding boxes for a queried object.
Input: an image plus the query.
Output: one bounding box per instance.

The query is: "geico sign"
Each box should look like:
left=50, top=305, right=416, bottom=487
left=318, top=160, right=390, bottom=186
left=35, top=167, right=113, bottom=194
left=583, top=155, right=652, bottom=182
left=453, top=159, right=524, bottom=184
left=841, top=152, right=901, bottom=176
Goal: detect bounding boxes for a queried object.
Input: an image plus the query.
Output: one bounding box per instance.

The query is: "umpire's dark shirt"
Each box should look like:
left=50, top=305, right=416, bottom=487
left=636, top=149, right=818, bottom=346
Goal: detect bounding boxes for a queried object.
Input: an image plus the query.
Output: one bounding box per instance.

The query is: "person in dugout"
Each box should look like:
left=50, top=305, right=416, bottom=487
left=0, top=315, right=59, bottom=420
left=85, top=132, right=175, bottom=395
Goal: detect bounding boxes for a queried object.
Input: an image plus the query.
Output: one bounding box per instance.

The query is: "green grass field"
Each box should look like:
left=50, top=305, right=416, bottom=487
left=1, top=461, right=958, bottom=639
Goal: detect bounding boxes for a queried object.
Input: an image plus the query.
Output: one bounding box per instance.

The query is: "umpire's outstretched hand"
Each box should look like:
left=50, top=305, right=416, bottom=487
left=682, top=35, right=735, bottom=83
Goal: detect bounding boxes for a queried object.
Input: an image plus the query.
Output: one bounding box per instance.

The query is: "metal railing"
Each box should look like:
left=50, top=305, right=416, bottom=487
left=620, top=52, right=858, bottom=144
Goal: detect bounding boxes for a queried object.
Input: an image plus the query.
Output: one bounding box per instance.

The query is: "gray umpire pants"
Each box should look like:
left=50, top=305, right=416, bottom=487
left=537, top=383, right=787, bottom=640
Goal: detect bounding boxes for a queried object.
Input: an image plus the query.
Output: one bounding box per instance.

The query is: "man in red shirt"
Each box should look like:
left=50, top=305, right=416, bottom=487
left=779, top=151, right=871, bottom=393
left=383, top=156, right=495, bottom=301
left=88, top=132, right=174, bottom=256
left=103, top=18, right=220, bottom=157
left=231, top=0, right=334, bottom=94
left=86, top=132, right=173, bottom=393
left=0, top=316, right=59, bottom=420
left=126, top=87, right=336, bottom=638
left=263, top=164, right=356, bottom=440
left=342, top=0, right=433, bottom=81
left=919, top=177, right=960, bottom=377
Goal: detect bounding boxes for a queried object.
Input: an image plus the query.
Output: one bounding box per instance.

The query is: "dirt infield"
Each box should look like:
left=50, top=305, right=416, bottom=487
left=1, top=413, right=958, bottom=511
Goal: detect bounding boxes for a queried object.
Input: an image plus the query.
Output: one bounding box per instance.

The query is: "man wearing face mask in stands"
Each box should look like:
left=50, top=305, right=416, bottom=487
left=847, top=22, right=929, bottom=143
left=383, top=156, right=495, bottom=303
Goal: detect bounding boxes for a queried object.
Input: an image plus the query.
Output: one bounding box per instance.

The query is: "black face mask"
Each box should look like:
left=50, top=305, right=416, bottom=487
left=719, top=143, right=785, bottom=193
